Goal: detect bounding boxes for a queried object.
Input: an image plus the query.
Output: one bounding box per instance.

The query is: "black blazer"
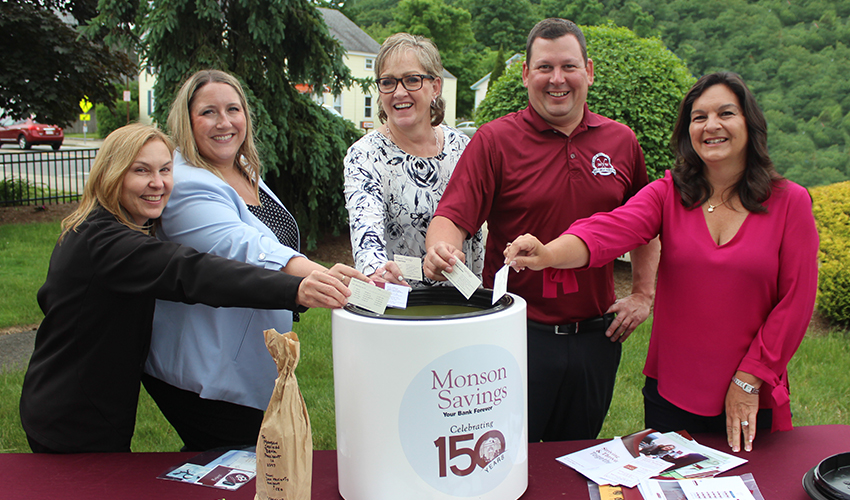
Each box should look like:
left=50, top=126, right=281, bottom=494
left=20, top=207, right=305, bottom=452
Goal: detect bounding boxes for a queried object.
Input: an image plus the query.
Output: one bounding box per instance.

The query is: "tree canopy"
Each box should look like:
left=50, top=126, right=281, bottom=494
left=0, top=0, right=135, bottom=126
left=370, top=0, right=483, bottom=115
left=92, top=0, right=363, bottom=249
left=337, top=0, right=850, bottom=187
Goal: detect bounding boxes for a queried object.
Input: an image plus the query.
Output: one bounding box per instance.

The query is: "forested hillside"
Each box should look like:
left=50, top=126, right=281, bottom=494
left=335, top=0, right=850, bottom=187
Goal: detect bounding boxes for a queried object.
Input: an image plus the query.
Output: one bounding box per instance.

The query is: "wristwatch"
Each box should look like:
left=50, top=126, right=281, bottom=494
left=732, top=376, right=760, bottom=395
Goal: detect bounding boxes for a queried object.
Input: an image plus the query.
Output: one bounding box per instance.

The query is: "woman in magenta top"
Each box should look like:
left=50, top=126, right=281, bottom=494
left=504, top=72, right=818, bottom=453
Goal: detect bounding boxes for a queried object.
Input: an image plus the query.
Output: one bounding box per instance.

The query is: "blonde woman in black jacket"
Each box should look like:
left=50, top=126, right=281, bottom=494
left=20, top=123, right=366, bottom=453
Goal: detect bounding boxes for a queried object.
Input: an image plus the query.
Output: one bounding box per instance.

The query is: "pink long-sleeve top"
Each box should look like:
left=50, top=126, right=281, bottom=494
left=547, top=172, right=818, bottom=431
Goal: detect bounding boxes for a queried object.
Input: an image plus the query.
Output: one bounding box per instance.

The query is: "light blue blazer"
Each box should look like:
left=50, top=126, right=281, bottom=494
left=145, top=151, right=303, bottom=410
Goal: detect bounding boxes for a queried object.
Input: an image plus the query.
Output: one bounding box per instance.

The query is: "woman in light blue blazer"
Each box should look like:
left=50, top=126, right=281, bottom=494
left=142, top=69, right=360, bottom=451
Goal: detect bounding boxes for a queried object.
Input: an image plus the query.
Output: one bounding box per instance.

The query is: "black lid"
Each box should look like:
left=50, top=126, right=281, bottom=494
left=343, top=286, right=514, bottom=320
left=813, top=452, right=850, bottom=500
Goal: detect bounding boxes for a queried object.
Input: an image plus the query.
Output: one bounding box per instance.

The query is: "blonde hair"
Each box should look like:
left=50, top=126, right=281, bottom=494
left=375, top=33, right=445, bottom=126
left=167, top=69, right=261, bottom=196
left=61, top=123, right=174, bottom=240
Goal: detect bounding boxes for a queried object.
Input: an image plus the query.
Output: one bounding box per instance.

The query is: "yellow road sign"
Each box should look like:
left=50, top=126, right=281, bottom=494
left=79, top=114, right=91, bottom=121
left=79, top=97, right=93, bottom=113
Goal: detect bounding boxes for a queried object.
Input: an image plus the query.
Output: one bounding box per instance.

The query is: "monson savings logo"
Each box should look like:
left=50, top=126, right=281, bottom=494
left=398, top=344, right=523, bottom=494
left=432, top=367, right=509, bottom=412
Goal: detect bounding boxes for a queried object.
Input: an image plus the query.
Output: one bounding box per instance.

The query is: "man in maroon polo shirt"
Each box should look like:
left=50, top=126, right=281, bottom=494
left=424, top=18, right=660, bottom=442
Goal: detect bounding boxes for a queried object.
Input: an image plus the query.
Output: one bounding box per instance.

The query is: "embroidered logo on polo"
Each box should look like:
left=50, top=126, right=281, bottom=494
left=591, top=152, right=617, bottom=176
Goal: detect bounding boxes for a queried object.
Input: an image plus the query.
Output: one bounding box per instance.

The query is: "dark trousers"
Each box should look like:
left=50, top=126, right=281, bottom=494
left=141, top=373, right=264, bottom=452
left=27, top=435, right=62, bottom=454
left=526, top=317, right=621, bottom=442
left=643, top=377, right=772, bottom=433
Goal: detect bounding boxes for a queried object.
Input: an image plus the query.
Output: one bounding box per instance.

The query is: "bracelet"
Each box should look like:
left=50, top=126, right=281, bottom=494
left=732, top=376, right=760, bottom=395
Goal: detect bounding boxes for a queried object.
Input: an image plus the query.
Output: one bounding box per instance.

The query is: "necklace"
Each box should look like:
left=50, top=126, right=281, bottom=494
left=385, top=124, right=441, bottom=156
left=706, top=193, right=729, bottom=213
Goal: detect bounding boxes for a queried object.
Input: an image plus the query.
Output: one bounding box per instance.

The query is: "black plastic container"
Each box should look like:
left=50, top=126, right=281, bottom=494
left=804, top=452, right=850, bottom=500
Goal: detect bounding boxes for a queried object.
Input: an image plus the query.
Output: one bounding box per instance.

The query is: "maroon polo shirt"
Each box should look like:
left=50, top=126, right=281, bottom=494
left=435, top=103, right=648, bottom=324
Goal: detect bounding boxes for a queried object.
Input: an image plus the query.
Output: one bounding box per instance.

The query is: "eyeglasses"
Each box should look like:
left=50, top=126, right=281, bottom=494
left=376, top=74, right=435, bottom=94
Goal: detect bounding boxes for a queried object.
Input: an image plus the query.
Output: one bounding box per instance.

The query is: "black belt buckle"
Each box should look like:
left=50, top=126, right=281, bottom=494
left=554, top=323, right=578, bottom=335
left=553, top=313, right=614, bottom=335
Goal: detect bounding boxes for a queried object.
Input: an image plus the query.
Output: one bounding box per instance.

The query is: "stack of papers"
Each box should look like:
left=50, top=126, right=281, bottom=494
left=638, top=473, right=764, bottom=500
left=558, top=429, right=746, bottom=488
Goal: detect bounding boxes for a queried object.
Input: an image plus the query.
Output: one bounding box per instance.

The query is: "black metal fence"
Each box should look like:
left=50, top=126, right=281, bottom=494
left=0, top=149, right=97, bottom=206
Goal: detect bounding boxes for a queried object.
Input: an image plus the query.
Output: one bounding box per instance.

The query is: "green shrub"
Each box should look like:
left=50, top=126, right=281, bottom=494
left=1, top=178, right=43, bottom=206
left=0, top=177, right=78, bottom=206
left=95, top=81, right=139, bottom=139
left=475, top=24, right=695, bottom=180
left=811, top=181, right=850, bottom=326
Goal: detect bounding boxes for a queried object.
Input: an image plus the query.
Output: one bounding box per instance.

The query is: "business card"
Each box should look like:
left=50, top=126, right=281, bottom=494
left=492, top=264, right=509, bottom=304
left=348, top=278, right=392, bottom=314
left=394, top=255, right=423, bottom=281
left=441, top=260, right=481, bottom=300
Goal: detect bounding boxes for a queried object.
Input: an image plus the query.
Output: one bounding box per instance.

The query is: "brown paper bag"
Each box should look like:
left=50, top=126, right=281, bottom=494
left=255, top=329, right=312, bottom=500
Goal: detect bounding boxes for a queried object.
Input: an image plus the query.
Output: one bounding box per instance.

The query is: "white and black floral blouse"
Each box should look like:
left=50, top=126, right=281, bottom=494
left=344, top=124, right=485, bottom=287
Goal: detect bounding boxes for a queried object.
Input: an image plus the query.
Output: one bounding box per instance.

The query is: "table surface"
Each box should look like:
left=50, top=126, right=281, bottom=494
left=2, top=424, right=847, bottom=500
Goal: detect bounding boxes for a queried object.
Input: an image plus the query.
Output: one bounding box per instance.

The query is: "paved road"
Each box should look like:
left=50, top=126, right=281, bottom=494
left=0, top=330, right=36, bottom=373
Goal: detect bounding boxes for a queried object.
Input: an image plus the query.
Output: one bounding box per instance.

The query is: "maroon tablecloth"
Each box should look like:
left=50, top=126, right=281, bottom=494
left=3, top=425, right=847, bottom=499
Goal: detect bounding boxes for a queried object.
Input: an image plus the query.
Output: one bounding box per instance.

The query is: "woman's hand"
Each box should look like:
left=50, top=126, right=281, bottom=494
left=503, top=234, right=552, bottom=271
left=325, top=263, right=372, bottom=287
left=296, top=264, right=371, bottom=309
left=504, top=233, right=590, bottom=272
left=725, top=371, right=762, bottom=452
left=369, top=261, right=409, bottom=286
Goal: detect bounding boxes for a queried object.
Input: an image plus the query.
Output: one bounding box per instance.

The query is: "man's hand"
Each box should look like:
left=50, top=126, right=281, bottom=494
left=424, top=216, right=469, bottom=281
left=423, top=241, right=465, bottom=281
left=604, top=292, right=652, bottom=342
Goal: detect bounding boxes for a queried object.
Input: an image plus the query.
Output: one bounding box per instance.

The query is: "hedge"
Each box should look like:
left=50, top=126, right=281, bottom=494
left=811, top=181, right=850, bottom=326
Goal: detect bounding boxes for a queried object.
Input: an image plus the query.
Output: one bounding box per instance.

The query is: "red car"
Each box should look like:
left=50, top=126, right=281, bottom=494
left=0, top=117, right=64, bottom=150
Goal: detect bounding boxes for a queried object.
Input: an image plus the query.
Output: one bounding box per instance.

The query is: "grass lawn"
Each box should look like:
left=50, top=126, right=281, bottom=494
left=0, top=222, right=58, bottom=329
left=1, top=220, right=848, bottom=453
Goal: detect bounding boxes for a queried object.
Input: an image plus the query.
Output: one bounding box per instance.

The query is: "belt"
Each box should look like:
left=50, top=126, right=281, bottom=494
left=530, top=313, right=616, bottom=335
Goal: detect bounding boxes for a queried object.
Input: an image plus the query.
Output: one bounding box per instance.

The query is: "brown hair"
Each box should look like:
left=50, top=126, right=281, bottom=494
left=670, top=72, right=782, bottom=213
left=375, top=33, right=445, bottom=126
left=526, top=18, right=587, bottom=64
left=168, top=69, right=261, bottom=196
left=61, top=123, right=174, bottom=240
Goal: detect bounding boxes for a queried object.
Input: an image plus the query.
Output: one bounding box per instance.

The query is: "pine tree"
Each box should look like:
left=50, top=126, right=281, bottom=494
left=93, top=0, right=365, bottom=248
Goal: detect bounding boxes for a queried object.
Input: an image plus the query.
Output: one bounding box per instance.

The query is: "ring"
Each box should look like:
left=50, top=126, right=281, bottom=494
left=381, top=269, right=388, bottom=278
left=741, top=421, right=749, bottom=427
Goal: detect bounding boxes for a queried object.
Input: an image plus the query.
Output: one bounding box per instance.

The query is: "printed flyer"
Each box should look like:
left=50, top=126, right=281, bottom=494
left=560, top=429, right=746, bottom=488
left=158, top=449, right=256, bottom=491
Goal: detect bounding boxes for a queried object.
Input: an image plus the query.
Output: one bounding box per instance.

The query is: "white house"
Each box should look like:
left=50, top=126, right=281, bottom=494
left=315, top=8, right=458, bottom=130
left=138, top=8, right=458, bottom=130
left=471, top=54, right=523, bottom=111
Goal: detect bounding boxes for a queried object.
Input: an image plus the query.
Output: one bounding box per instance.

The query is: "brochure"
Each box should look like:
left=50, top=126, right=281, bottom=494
left=559, top=429, right=746, bottom=488
left=157, top=449, right=256, bottom=491
left=655, top=433, right=747, bottom=479
left=638, top=473, right=764, bottom=500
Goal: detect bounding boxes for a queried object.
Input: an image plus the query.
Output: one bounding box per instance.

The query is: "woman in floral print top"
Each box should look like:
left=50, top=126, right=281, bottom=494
left=344, top=32, right=484, bottom=286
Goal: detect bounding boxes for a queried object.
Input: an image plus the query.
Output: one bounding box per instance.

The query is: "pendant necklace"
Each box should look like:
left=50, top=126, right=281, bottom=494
left=707, top=193, right=729, bottom=213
